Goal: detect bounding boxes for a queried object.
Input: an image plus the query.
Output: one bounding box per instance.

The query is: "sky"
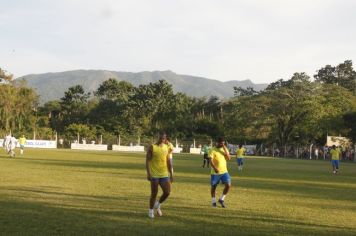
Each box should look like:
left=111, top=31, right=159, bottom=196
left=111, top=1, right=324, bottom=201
left=1, top=0, right=356, bottom=84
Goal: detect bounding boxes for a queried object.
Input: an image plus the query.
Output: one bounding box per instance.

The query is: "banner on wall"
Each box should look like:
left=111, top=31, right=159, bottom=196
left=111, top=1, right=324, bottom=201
left=112, top=145, right=145, bottom=152
left=71, top=143, right=108, bottom=151
left=0, top=139, right=57, bottom=149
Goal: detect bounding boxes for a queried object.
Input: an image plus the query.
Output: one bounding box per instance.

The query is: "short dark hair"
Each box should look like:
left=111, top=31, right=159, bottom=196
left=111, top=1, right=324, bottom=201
left=217, top=137, right=225, bottom=143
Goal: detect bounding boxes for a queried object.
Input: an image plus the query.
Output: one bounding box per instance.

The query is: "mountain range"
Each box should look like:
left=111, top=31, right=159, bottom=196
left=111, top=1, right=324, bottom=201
left=17, top=70, right=268, bottom=104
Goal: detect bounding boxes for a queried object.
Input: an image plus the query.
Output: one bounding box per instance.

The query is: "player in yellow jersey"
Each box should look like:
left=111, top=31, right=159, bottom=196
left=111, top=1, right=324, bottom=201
left=146, top=133, right=174, bottom=218
left=236, top=144, right=246, bottom=171
left=330, top=145, right=340, bottom=174
left=209, top=137, right=231, bottom=208
left=19, top=135, right=26, bottom=155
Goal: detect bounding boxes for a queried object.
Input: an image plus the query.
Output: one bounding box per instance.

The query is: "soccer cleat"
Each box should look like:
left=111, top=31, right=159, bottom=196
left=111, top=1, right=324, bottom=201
left=218, top=199, right=226, bottom=208
left=212, top=202, right=217, bottom=207
left=148, top=209, right=154, bottom=218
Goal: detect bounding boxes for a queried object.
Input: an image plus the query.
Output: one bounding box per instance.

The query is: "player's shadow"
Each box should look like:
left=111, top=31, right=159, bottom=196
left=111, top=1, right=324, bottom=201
left=165, top=205, right=356, bottom=235
left=0, top=197, right=147, bottom=235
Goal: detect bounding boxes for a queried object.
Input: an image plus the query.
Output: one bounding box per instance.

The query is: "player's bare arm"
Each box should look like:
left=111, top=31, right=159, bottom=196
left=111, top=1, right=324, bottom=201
left=167, top=155, right=174, bottom=183
left=223, top=145, right=231, bottom=161
left=210, top=158, right=219, bottom=173
left=146, top=145, right=153, bottom=181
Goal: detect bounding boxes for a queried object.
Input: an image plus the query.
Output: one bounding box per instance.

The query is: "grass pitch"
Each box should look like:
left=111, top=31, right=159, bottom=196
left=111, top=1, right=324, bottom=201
left=0, top=149, right=356, bottom=235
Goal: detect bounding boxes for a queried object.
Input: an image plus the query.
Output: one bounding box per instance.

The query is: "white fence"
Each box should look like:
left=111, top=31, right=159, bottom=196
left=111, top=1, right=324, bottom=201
left=189, top=148, right=201, bottom=154
left=71, top=143, right=108, bottom=151
left=173, top=147, right=182, bottom=153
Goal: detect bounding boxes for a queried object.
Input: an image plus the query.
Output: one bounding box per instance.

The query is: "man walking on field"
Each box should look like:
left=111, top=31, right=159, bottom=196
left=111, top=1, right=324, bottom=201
left=8, top=135, right=17, bottom=157
left=236, top=144, right=246, bottom=171
left=209, top=137, right=231, bottom=208
left=19, top=135, right=26, bottom=155
left=146, top=133, right=174, bottom=218
left=330, top=145, right=341, bottom=174
left=201, top=144, right=210, bottom=168
left=3, top=133, right=12, bottom=156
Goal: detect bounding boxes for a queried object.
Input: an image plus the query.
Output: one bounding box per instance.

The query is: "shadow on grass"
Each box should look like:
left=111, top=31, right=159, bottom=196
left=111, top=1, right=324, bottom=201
left=0, top=196, right=355, bottom=236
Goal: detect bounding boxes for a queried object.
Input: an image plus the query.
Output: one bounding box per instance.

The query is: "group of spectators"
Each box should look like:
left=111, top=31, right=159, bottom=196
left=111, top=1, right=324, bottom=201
left=316, top=146, right=355, bottom=161
left=258, top=145, right=355, bottom=161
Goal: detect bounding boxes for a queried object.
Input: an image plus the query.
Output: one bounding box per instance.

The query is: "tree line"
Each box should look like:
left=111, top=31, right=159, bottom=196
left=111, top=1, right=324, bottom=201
left=1, top=60, right=356, bottom=149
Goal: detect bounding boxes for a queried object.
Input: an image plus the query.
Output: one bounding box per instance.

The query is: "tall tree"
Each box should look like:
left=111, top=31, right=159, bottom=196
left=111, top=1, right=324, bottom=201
left=234, top=86, right=259, bottom=97
left=314, top=60, right=356, bottom=95
left=130, top=80, right=175, bottom=135
left=60, top=85, right=90, bottom=128
left=0, top=70, right=38, bottom=133
left=95, top=79, right=134, bottom=102
left=0, top=68, right=13, bottom=83
left=343, top=112, right=356, bottom=142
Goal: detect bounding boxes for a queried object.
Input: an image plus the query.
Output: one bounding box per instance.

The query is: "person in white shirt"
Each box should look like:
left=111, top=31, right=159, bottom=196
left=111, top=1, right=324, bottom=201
left=9, top=135, right=17, bottom=157
left=3, top=134, right=12, bottom=155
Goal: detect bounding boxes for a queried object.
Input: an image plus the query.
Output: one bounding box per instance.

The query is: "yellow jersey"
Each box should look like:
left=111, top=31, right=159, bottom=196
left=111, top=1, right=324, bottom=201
left=19, top=137, right=26, bottom=145
left=330, top=149, right=340, bottom=160
left=209, top=147, right=228, bottom=175
left=167, top=142, right=174, bottom=152
left=236, top=147, right=246, bottom=158
left=149, top=144, right=169, bottom=178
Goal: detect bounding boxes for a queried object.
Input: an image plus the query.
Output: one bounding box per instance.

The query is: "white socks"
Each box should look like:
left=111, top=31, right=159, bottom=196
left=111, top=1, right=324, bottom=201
left=148, top=209, right=154, bottom=218
left=150, top=201, right=162, bottom=218
left=220, top=194, right=226, bottom=201
left=212, top=197, right=216, bottom=204
left=154, top=201, right=161, bottom=209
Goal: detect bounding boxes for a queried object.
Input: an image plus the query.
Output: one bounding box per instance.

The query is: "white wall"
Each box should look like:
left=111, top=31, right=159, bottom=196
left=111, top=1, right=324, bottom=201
left=112, top=145, right=145, bottom=152
left=0, top=139, right=57, bottom=149
left=71, top=143, right=108, bottom=151
left=190, top=148, right=201, bottom=154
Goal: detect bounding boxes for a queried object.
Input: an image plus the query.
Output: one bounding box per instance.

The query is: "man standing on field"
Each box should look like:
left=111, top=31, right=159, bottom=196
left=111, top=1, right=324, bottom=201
left=146, top=133, right=174, bottom=218
left=201, top=144, right=210, bottom=168
left=3, top=133, right=12, bottom=156
left=330, top=145, right=341, bottom=174
left=209, top=137, right=231, bottom=208
left=236, top=144, right=246, bottom=171
left=19, top=135, right=26, bottom=155
left=8, top=135, right=17, bottom=157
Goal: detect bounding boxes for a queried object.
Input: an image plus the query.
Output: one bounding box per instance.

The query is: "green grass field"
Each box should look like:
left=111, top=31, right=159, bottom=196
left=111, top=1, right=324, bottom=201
left=1, top=149, right=356, bottom=235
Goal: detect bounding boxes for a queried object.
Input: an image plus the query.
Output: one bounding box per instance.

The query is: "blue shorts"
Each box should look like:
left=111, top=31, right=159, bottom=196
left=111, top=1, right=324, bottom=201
left=237, top=158, right=244, bottom=166
left=331, top=160, right=339, bottom=169
left=211, top=173, right=231, bottom=186
left=151, top=177, right=169, bottom=184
